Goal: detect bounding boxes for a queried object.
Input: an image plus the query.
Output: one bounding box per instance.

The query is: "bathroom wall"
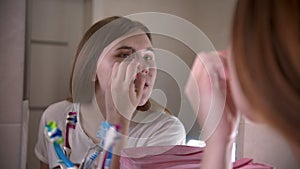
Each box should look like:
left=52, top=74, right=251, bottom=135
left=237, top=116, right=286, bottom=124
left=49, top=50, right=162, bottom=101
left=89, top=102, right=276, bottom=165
left=0, top=0, right=27, bottom=168
left=26, top=0, right=89, bottom=168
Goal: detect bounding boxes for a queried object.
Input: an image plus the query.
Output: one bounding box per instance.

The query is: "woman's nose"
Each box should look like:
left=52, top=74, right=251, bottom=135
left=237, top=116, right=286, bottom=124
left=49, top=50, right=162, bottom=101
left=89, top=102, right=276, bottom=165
left=138, top=64, right=149, bottom=74
left=141, top=68, right=149, bottom=74
left=133, top=52, right=149, bottom=73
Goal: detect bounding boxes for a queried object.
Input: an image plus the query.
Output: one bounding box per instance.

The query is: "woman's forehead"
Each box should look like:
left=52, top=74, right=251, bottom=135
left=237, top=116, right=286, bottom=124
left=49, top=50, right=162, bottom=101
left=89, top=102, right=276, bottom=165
left=113, top=33, right=152, bottom=50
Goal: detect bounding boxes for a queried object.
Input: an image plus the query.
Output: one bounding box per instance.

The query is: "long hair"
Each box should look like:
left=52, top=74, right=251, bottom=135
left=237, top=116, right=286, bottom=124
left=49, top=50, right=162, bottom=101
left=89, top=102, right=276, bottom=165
left=232, top=0, right=300, bottom=145
left=68, top=16, right=152, bottom=111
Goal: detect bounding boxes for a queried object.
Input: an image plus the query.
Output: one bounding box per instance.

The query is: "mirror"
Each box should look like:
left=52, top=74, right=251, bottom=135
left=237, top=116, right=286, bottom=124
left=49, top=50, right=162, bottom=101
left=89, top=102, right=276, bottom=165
left=26, top=0, right=236, bottom=168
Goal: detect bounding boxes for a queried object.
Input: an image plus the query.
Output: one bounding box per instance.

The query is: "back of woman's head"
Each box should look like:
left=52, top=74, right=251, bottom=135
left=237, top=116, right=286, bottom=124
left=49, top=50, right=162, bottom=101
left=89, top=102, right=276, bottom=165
left=232, top=0, right=300, bottom=145
left=69, top=16, right=152, bottom=103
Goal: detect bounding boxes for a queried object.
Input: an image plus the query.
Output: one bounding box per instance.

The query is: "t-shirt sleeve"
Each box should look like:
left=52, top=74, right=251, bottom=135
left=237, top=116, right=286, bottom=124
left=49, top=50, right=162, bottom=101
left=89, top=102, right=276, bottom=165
left=146, top=116, right=186, bottom=146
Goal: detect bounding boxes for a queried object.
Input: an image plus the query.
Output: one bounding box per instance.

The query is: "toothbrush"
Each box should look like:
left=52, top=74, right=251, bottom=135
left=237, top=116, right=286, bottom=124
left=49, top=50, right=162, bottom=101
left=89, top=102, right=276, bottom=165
left=45, top=121, right=77, bottom=169
left=80, top=145, right=103, bottom=169
left=97, top=121, right=121, bottom=169
left=64, top=112, right=77, bottom=157
left=79, top=121, right=119, bottom=169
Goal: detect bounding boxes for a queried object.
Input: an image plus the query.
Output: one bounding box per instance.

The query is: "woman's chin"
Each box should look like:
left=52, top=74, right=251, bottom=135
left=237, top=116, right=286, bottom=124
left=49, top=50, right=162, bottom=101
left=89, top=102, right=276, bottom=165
left=138, top=91, right=152, bottom=106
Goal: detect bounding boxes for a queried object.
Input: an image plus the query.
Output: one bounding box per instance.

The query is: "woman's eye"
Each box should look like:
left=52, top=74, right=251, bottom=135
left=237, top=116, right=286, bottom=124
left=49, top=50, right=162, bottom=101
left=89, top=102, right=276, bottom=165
left=143, top=54, right=153, bottom=61
left=119, top=53, right=131, bottom=58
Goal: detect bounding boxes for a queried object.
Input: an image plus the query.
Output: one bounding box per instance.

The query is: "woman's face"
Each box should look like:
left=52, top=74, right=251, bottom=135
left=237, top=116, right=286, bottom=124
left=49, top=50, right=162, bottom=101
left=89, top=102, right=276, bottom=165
left=96, top=31, right=156, bottom=106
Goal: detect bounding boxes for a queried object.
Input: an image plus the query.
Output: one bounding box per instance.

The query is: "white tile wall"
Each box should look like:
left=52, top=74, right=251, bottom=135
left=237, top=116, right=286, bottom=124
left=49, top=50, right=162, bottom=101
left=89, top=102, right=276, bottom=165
left=29, top=43, right=70, bottom=107
left=27, top=0, right=88, bottom=168
left=0, top=124, right=22, bottom=168
left=0, top=0, right=26, bottom=169
left=0, top=0, right=26, bottom=124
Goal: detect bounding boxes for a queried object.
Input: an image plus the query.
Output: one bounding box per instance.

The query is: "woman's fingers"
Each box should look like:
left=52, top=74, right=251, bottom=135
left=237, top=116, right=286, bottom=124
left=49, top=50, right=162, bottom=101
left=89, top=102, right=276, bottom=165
left=186, top=51, right=237, bottom=141
left=185, top=54, right=205, bottom=113
left=109, top=59, right=144, bottom=119
left=115, top=59, right=140, bottom=85
left=115, top=60, right=130, bottom=81
left=119, top=59, right=146, bottom=103
left=125, top=61, right=139, bottom=83
left=111, top=62, right=120, bottom=81
left=134, top=73, right=146, bottom=99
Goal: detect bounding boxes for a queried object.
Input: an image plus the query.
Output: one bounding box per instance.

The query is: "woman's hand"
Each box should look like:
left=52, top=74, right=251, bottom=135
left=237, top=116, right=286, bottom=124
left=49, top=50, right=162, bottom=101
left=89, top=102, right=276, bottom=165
left=185, top=51, right=240, bottom=169
left=185, top=51, right=239, bottom=142
left=103, top=60, right=147, bottom=169
left=105, top=60, right=146, bottom=128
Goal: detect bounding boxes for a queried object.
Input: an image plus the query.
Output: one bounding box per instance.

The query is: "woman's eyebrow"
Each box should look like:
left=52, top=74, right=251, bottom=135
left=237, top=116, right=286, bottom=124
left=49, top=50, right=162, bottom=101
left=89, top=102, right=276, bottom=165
left=116, top=46, right=154, bottom=53
left=145, top=47, right=154, bottom=52
left=116, top=46, right=135, bottom=52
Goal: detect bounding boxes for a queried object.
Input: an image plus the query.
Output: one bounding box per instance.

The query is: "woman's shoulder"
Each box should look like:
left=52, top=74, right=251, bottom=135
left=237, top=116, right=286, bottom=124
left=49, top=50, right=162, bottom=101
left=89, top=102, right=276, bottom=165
left=42, top=100, right=75, bottom=121
left=45, top=100, right=73, bottom=112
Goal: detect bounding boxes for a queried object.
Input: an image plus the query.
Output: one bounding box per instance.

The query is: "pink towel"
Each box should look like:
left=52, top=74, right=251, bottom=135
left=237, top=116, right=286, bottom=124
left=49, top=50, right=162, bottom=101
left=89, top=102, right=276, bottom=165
left=120, top=145, right=274, bottom=169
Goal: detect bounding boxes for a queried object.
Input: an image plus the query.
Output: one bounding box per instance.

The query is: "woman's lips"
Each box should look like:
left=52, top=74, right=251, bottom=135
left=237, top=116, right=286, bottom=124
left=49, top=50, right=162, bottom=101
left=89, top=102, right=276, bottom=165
left=144, top=82, right=149, bottom=89
left=134, top=80, right=149, bottom=89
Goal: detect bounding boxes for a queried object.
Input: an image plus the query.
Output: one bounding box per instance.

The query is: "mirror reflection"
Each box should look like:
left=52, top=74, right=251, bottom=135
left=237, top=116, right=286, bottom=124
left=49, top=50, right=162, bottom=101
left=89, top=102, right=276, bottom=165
left=17, top=0, right=298, bottom=169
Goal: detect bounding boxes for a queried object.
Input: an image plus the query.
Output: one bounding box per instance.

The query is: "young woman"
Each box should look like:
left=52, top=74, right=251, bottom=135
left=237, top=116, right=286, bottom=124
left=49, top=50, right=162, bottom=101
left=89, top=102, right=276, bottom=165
left=35, top=16, right=186, bottom=169
left=186, top=0, right=300, bottom=168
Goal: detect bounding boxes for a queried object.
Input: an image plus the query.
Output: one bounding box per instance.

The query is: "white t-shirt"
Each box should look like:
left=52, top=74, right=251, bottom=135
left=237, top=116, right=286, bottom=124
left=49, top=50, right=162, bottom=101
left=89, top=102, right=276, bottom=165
left=35, top=99, right=186, bottom=168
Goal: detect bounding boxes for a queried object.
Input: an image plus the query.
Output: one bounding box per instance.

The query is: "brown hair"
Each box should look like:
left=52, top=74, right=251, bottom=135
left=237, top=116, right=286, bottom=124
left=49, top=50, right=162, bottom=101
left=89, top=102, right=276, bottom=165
left=232, top=0, right=300, bottom=145
left=67, top=16, right=152, bottom=111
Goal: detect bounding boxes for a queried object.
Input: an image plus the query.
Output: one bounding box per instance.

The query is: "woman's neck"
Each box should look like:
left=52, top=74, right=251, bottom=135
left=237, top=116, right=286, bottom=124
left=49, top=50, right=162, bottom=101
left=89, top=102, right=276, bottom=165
left=79, top=88, right=106, bottom=143
left=95, top=87, right=106, bottom=119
